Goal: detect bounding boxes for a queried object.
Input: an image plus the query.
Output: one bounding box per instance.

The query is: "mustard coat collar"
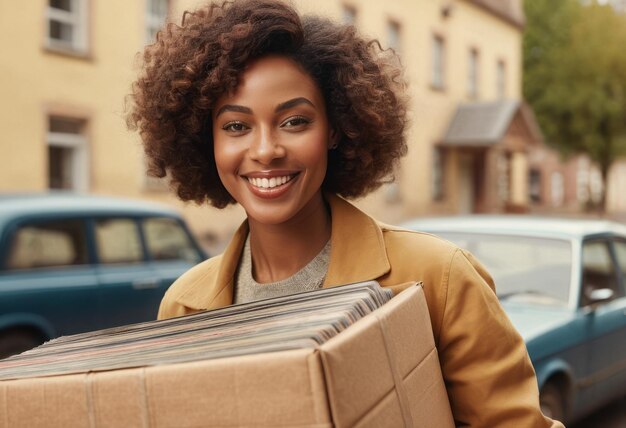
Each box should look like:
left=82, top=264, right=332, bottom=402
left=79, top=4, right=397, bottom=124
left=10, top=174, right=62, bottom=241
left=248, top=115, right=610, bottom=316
left=174, top=194, right=391, bottom=310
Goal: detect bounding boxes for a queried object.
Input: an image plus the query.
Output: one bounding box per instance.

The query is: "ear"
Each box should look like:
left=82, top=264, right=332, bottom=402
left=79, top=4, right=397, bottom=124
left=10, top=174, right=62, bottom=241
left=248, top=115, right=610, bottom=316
left=328, top=128, right=339, bottom=150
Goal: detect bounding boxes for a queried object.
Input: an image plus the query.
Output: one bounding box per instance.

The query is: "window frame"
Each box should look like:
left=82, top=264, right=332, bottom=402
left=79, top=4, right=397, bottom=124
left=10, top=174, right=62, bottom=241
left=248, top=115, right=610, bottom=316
left=141, top=216, right=203, bottom=263
left=430, top=33, right=446, bottom=91
left=1, top=217, right=92, bottom=272
left=611, top=237, right=626, bottom=296
left=387, top=19, right=401, bottom=53
left=342, top=4, right=357, bottom=25
left=496, top=59, right=507, bottom=99
left=92, top=217, right=147, bottom=266
left=579, top=236, right=622, bottom=308
left=45, top=0, right=90, bottom=56
left=467, top=47, right=480, bottom=99
left=431, top=146, right=445, bottom=201
left=47, top=115, right=89, bottom=192
left=145, top=0, right=170, bottom=44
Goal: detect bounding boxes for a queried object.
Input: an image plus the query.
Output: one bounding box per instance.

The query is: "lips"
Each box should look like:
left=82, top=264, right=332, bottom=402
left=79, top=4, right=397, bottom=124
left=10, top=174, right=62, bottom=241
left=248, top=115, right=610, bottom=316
left=242, top=171, right=300, bottom=199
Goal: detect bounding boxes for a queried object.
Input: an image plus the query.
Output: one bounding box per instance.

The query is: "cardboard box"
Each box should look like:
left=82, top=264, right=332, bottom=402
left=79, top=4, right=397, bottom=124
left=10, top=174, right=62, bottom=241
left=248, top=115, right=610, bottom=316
left=0, top=285, right=454, bottom=427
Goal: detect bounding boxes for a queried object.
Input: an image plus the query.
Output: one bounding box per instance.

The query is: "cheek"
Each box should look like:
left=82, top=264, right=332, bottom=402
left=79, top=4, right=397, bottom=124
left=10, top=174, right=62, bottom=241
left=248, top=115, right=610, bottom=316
left=304, top=132, right=330, bottom=177
left=213, top=137, right=239, bottom=185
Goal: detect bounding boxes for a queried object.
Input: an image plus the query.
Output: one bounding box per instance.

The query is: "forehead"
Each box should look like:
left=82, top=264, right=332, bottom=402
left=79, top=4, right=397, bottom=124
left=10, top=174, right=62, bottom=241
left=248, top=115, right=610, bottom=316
left=216, top=55, right=323, bottom=108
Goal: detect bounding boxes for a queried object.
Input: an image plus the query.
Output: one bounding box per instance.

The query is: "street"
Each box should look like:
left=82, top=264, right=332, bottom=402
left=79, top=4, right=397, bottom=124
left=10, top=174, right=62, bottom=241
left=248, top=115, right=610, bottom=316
left=572, top=395, right=626, bottom=428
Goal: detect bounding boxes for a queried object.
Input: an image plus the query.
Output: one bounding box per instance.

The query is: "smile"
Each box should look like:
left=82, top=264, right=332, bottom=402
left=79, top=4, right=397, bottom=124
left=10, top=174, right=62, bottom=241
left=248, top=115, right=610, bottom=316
left=246, top=175, right=296, bottom=189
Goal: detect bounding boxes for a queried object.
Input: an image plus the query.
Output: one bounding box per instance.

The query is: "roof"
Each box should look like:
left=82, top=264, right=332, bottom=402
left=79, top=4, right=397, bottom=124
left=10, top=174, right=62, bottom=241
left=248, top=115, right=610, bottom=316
left=464, top=0, right=525, bottom=29
left=402, top=215, right=626, bottom=240
left=0, top=192, right=179, bottom=223
left=442, top=99, right=520, bottom=146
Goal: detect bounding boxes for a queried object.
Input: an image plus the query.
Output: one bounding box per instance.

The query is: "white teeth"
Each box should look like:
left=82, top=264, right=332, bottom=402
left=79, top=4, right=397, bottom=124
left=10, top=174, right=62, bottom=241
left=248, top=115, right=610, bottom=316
left=247, top=175, right=294, bottom=189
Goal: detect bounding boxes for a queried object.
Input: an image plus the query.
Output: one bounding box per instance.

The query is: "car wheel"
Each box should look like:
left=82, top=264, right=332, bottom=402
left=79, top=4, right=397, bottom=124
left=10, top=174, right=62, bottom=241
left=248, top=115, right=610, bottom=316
left=540, top=382, right=566, bottom=422
left=0, top=330, right=43, bottom=360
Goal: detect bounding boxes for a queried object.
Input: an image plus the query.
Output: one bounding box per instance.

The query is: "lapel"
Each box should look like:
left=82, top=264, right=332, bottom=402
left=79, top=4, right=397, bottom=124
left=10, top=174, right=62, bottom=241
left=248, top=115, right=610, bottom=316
left=174, top=194, right=391, bottom=311
left=322, top=193, right=391, bottom=287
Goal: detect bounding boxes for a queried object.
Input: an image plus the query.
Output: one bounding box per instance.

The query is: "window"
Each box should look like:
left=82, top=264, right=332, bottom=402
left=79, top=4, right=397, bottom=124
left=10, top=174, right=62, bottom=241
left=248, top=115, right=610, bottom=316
left=590, top=169, right=603, bottom=204
left=47, top=116, right=89, bottom=191
left=439, top=233, right=572, bottom=306
left=496, top=60, right=506, bottom=98
left=143, top=157, right=169, bottom=191
left=529, top=168, right=541, bottom=203
left=5, top=220, right=88, bottom=270
left=387, top=20, right=401, bottom=52
left=497, top=153, right=510, bottom=203
left=46, top=0, right=88, bottom=54
left=431, top=35, right=445, bottom=90
left=95, top=219, right=143, bottom=264
left=431, top=148, right=445, bottom=200
left=550, top=171, right=564, bottom=207
left=581, top=240, right=619, bottom=305
left=342, top=5, right=357, bottom=25
left=576, top=158, right=590, bottom=204
left=467, top=48, right=479, bottom=99
left=146, top=0, right=169, bottom=44
left=614, top=240, right=626, bottom=279
left=142, top=217, right=201, bottom=263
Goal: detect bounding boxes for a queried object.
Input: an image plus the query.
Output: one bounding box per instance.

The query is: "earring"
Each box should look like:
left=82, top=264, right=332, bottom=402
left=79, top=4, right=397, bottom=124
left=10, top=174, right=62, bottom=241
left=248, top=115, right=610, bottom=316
left=329, top=142, right=338, bottom=150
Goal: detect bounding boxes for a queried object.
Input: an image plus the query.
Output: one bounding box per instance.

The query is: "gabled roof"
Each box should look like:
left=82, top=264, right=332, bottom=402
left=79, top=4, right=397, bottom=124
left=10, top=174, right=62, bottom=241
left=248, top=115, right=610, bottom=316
left=441, top=99, right=543, bottom=147
left=464, top=0, right=525, bottom=29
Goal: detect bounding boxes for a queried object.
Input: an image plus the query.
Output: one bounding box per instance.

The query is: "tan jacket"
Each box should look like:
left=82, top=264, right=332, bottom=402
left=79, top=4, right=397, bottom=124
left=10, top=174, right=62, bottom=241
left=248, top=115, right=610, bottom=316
left=159, top=194, right=563, bottom=427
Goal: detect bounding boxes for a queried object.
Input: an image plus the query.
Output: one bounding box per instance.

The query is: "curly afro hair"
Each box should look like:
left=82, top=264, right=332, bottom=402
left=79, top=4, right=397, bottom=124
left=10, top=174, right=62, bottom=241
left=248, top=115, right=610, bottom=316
left=127, top=0, right=408, bottom=208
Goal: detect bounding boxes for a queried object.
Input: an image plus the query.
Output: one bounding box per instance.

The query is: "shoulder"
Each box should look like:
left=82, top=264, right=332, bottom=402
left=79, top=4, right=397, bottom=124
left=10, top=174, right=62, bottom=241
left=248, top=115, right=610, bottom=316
left=167, top=254, right=223, bottom=298
left=379, top=222, right=459, bottom=265
left=379, top=221, right=494, bottom=289
left=157, top=254, right=223, bottom=320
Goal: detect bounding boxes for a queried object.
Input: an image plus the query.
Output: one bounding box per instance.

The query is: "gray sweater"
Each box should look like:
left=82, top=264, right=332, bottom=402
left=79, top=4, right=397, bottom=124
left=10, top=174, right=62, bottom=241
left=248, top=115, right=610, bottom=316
left=233, top=235, right=331, bottom=304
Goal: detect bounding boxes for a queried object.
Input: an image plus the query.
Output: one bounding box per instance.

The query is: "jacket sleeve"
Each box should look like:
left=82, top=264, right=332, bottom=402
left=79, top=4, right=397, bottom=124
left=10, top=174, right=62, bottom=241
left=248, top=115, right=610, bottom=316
left=437, top=248, right=564, bottom=428
left=157, top=289, right=201, bottom=320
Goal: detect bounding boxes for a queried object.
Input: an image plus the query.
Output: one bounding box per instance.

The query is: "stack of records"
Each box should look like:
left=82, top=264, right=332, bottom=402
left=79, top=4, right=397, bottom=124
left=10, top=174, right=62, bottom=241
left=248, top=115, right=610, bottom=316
left=0, top=281, right=393, bottom=380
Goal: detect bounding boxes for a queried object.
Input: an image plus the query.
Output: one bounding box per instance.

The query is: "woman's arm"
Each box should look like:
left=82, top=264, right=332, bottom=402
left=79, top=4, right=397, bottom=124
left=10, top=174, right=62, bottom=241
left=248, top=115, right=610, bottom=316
left=438, top=249, right=564, bottom=427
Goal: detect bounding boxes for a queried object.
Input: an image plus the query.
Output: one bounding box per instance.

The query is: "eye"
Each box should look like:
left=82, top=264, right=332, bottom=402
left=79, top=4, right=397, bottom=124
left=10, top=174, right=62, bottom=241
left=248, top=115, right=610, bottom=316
left=281, top=116, right=311, bottom=129
left=222, top=121, right=249, bottom=133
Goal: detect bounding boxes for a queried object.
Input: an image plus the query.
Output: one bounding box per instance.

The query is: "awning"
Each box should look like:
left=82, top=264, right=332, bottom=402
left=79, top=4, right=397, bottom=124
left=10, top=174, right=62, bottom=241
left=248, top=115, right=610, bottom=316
left=441, top=99, right=543, bottom=147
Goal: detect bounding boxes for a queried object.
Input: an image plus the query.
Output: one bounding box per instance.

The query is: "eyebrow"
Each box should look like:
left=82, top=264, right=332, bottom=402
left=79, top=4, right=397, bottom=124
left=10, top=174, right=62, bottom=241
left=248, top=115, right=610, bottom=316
left=214, top=104, right=252, bottom=118
left=275, top=97, right=315, bottom=112
left=214, top=97, right=315, bottom=118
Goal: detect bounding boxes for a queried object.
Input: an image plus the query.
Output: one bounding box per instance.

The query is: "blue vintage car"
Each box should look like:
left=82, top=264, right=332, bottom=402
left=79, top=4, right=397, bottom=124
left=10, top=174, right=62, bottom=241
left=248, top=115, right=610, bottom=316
left=403, top=216, right=626, bottom=425
left=0, top=193, right=206, bottom=358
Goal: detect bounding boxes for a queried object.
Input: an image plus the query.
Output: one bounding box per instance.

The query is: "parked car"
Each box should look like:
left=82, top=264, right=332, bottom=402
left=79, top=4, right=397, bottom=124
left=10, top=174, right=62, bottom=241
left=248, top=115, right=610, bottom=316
left=0, top=193, right=206, bottom=359
left=403, top=216, right=626, bottom=425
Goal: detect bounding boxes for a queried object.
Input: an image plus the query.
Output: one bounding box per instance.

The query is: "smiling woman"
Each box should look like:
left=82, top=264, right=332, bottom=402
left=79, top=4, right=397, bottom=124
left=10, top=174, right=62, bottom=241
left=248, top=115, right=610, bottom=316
left=127, top=0, right=563, bottom=426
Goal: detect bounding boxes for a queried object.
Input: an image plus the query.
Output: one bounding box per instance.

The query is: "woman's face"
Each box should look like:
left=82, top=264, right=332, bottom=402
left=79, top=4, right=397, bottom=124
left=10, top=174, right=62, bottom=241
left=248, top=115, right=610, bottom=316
left=212, top=55, right=334, bottom=226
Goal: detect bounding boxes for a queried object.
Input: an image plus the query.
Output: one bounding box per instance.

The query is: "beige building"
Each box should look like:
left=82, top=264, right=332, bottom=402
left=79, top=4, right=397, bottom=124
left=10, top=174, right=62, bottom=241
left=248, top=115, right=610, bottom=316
left=0, top=0, right=549, bottom=250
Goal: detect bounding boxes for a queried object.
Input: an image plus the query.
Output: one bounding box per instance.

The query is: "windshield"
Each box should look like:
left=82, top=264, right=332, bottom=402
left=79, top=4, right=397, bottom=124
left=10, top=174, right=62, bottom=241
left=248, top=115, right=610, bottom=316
left=436, top=232, right=573, bottom=307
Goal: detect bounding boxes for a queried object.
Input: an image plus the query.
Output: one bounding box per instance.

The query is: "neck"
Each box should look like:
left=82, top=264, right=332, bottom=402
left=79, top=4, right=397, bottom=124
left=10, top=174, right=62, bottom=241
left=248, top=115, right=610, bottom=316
left=247, top=193, right=331, bottom=284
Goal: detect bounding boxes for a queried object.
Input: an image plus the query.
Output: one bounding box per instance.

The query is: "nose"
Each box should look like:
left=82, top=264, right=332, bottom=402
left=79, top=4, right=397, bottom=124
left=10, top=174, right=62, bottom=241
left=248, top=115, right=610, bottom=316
left=248, top=126, right=285, bottom=164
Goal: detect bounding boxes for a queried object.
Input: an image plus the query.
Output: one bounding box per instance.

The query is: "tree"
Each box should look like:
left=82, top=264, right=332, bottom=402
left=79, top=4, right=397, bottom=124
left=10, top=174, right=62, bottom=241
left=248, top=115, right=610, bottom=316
left=523, top=0, right=626, bottom=211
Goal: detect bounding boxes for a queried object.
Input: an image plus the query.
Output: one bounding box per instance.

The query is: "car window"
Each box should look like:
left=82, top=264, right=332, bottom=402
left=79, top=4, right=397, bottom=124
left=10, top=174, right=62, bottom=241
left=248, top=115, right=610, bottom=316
left=436, top=232, right=572, bottom=306
left=613, top=239, right=626, bottom=290
left=95, top=218, right=143, bottom=264
left=5, top=219, right=88, bottom=270
left=581, top=240, right=619, bottom=305
left=142, top=217, right=201, bottom=263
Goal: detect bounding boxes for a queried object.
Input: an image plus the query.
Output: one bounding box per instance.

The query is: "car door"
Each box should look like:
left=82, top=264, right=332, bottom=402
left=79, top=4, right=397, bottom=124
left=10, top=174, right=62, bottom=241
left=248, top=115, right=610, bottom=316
left=579, top=237, right=626, bottom=409
left=92, top=217, right=163, bottom=327
left=0, top=218, right=100, bottom=338
left=607, top=238, right=626, bottom=394
left=140, top=216, right=204, bottom=312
